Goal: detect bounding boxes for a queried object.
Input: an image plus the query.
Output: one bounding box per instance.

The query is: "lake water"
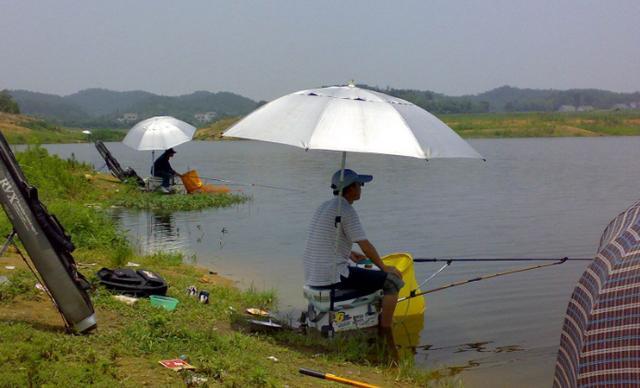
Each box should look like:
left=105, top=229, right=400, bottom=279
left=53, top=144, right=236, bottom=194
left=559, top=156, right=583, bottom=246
left=41, top=137, right=640, bottom=387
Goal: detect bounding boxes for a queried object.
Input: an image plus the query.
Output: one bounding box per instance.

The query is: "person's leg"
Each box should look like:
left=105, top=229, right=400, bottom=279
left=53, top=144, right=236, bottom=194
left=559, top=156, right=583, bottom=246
left=380, top=272, right=404, bottom=328
left=378, top=324, right=399, bottom=364
left=380, top=294, right=398, bottom=328
left=160, top=172, right=171, bottom=188
left=342, top=267, right=403, bottom=328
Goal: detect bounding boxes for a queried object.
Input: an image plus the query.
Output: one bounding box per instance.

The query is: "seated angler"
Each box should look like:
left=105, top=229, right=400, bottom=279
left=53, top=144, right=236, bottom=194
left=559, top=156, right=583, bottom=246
left=303, top=169, right=405, bottom=329
left=153, top=148, right=181, bottom=193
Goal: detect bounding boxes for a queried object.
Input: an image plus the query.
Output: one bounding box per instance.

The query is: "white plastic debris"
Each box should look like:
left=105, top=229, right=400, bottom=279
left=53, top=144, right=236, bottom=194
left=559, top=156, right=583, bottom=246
left=113, top=295, right=139, bottom=305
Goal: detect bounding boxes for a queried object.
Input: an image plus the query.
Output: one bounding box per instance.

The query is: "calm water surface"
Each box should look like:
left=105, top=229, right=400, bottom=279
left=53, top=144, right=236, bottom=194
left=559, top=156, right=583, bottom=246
left=42, top=137, right=640, bottom=387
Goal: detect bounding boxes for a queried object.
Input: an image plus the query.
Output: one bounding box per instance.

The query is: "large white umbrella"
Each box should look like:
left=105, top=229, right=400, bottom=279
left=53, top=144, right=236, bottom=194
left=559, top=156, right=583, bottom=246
left=223, top=84, right=482, bottom=160
left=123, top=116, right=196, bottom=151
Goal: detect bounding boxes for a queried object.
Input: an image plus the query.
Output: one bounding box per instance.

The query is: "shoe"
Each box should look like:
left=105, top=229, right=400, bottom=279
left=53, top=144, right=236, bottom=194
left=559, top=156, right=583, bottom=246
left=160, top=187, right=170, bottom=194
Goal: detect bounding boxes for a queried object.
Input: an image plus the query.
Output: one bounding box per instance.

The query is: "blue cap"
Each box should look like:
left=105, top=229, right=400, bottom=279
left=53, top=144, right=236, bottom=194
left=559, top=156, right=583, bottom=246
left=331, top=169, right=373, bottom=191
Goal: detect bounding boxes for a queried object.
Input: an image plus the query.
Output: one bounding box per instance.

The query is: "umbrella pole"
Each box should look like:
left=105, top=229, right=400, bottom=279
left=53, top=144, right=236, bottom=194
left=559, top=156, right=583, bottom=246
left=329, top=152, right=347, bottom=334
left=333, top=151, right=347, bottom=255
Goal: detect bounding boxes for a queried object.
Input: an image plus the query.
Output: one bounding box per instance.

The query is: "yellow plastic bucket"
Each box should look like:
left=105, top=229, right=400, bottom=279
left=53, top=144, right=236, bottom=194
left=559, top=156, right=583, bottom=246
left=180, top=170, right=230, bottom=194
left=180, top=170, right=203, bottom=193
left=382, top=252, right=425, bottom=318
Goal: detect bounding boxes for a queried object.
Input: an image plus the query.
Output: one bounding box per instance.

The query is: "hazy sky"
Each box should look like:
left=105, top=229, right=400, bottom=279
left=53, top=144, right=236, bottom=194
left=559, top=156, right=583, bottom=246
left=1, top=1, right=638, bottom=100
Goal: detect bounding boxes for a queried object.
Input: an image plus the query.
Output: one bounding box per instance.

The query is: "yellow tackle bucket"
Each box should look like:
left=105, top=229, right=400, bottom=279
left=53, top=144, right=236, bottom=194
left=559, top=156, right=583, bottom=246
left=181, top=170, right=204, bottom=193
left=382, top=252, right=425, bottom=318
left=180, top=170, right=230, bottom=194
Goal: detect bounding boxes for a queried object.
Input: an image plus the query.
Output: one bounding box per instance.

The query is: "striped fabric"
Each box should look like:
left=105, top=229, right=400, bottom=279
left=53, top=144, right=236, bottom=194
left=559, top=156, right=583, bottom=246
left=303, top=197, right=366, bottom=286
left=554, top=199, right=640, bottom=387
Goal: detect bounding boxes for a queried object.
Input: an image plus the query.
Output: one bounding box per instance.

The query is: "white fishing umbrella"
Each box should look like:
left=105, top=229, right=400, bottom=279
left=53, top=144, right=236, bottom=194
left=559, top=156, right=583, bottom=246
left=123, top=116, right=196, bottom=151
left=223, top=84, right=483, bottom=160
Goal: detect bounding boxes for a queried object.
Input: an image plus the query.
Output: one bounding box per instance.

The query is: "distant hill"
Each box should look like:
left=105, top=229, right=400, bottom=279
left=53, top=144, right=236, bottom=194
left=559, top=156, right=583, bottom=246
left=363, top=85, right=640, bottom=114
left=467, top=86, right=640, bottom=112
left=65, top=88, right=155, bottom=116
left=8, top=85, right=640, bottom=127
left=121, top=91, right=257, bottom=122
left=10, top=90, right=91, bottom=123
left=362, top=85, right=489, bottom=114
left=8, top=89, right=259, bottom=128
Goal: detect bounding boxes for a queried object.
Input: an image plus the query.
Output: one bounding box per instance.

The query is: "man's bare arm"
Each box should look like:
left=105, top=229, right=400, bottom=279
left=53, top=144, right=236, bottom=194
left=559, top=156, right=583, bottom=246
left=356, top=239, right=402, bottom=278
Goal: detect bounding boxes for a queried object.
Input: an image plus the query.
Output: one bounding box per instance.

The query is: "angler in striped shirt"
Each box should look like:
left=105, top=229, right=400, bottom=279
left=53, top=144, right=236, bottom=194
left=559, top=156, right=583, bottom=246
left=303, top=169, right=404, bottom=329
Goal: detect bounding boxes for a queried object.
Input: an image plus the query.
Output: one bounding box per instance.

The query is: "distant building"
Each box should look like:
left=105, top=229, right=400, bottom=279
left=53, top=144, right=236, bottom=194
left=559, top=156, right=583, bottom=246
left=576, top=105, right=594, bottom=112
left=194, top=112, right=217, bottom=123
left=558, top=105, right=576, bottom=112
left=612, top=103, right=630, bottom=110
left=117, top=113, right=139, bottom=123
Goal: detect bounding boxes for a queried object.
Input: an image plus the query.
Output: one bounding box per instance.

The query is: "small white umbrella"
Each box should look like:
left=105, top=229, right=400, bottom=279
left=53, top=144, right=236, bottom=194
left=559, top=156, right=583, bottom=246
left=123, top=116, right=196, bottom=176
left=224, top=84, right=483, bottom=281
left=123, top=116, right=196, bottom=151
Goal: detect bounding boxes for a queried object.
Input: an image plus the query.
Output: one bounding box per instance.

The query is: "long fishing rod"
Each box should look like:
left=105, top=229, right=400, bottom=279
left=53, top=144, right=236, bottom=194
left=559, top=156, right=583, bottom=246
left=199, top=175, right=305, bottom=193
left=398, top=258, right=569, bottom=302
left=413, top=257, right=592, bottom=263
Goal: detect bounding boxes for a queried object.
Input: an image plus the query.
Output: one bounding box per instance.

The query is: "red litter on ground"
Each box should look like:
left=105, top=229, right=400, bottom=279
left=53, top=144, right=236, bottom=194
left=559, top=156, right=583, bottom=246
left=158, top=359, right=195, bottom=371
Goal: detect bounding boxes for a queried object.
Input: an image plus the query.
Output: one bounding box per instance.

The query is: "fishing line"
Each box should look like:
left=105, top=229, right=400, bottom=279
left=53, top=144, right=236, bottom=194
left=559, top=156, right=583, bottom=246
left=416, top=260, right=451, bottom=289
left=199, top=175, right=305, bottom=193
left=398, top=261, right=451, bottom=317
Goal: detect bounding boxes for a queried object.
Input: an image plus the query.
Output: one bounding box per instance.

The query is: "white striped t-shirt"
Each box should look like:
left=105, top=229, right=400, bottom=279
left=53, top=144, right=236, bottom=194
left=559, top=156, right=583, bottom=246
left=303, top=196, right=366, bottom=286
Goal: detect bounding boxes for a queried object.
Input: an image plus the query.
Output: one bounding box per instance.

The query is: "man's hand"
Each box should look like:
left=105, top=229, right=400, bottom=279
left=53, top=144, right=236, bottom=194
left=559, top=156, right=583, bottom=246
left=350, top=251, right=367, bottom=262
left=383, top=265, right=402, bottom=278
left=357, top=239, right=402, bottom=277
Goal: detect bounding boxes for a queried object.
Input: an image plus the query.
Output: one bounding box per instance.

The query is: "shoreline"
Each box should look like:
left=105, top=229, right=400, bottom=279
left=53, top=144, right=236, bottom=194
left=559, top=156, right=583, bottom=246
left=2, top=110, right=640, bottom=144
left=0, top=147, right=443, bottom=386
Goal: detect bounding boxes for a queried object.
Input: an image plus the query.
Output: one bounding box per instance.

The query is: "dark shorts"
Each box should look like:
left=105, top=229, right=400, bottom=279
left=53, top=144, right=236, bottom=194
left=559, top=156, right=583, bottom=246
left=337, top=266, right=388, bottom=292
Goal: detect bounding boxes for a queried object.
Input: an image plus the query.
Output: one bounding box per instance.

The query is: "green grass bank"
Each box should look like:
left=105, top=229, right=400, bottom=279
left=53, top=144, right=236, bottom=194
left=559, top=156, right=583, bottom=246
left=442, top=110, right=640, bottom=138
left=0, top=147, right=450, bottom=386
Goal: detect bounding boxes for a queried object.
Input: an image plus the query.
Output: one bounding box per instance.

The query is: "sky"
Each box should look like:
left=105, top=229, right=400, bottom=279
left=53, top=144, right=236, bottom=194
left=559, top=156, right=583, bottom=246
left=0, top=0, right=639, bottom=101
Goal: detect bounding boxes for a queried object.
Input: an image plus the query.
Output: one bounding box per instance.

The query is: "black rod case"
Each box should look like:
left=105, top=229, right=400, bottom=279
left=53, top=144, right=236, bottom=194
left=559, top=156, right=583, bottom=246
left=0, top=132, right=96, bottom=333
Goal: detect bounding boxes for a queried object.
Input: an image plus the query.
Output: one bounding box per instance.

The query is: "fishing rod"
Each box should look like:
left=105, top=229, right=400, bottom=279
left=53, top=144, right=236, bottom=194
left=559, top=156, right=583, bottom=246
left=299, top=368, right=379, bottom=388
left=398, top=258, right=569, bottom=303
left=199, top=175, right=305, bottom=193
left=413, top=257, right=592, bottom=263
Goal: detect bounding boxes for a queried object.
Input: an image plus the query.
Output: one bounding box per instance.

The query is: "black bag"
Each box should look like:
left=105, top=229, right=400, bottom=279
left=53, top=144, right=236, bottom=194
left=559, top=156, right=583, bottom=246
left=97, top=268, right=168, bottom=297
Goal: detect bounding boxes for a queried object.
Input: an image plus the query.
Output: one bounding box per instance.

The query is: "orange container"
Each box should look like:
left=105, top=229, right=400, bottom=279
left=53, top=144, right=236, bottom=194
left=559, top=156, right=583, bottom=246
left=180, top=170, right=230, bottom=194
left=180, top=170, right=203, bottom=193
left=200, top=183, right=231, bottom=193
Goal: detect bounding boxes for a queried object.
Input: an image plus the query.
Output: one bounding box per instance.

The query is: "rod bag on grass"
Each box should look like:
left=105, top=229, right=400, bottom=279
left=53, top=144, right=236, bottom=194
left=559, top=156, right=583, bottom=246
left=0, top=132, right=96, bottom=333
left=95, top=140, right=144, bottom=186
